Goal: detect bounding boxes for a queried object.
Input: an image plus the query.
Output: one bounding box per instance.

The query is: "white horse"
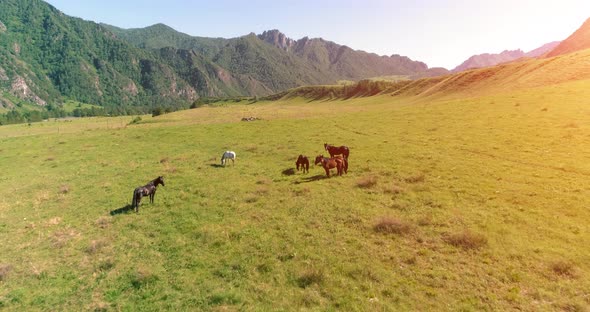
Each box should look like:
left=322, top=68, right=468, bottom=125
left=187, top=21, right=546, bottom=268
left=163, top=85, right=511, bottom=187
left=221, top=151, right=236, bottom=166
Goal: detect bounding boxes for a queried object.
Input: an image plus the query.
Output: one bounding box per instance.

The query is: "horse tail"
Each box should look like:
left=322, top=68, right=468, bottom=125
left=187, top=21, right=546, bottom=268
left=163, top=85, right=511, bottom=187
left=344, top=157, right=348, bottom=173
left=132, top=188, right=139, bottom=210
left=133, top=187, right=145, bottom=212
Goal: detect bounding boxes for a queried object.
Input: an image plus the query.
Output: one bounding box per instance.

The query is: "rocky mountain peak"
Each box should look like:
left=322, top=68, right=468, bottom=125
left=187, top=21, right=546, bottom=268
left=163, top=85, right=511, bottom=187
left=258, top=29, right=295, bottom=52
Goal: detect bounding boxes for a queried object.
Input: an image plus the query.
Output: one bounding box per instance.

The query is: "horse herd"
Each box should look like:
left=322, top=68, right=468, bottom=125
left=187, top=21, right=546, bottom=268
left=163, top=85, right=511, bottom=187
left=131, top=143, right=350, bottom=212
left=296, top=143, right=350, bottom=177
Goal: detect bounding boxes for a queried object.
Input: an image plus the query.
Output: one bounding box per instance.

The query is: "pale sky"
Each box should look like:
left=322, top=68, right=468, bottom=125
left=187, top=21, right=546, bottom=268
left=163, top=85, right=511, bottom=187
left=43, top=0, right=590, bottom=69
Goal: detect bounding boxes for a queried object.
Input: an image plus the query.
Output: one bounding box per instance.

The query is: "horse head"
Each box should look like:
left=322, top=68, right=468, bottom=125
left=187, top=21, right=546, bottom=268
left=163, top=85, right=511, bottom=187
left=155, top=176, right=165, bottom=187
left=314, top=155, right=324, bottom=165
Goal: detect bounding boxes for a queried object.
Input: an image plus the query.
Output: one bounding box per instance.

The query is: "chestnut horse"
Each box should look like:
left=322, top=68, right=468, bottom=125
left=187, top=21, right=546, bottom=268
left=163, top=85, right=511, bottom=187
left=324, top=143, right=350, bottom=159
left=132, top=176, right=165, bottom=213
left=295, top=154, right=309, bottom=173
left=314, top=155, right=348, bottom=177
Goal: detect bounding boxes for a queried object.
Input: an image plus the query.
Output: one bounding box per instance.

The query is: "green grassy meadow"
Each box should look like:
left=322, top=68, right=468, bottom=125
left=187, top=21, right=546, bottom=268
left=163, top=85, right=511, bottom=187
left=0, top=79, right=589, bottom=311
left=61, top=100, right=103, bottom=113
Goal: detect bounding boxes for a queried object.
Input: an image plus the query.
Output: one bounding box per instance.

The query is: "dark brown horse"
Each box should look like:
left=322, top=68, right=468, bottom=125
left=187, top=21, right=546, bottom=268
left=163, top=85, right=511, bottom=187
left=324, top=143, right=350, bottom=159
left=314, top=155, right=348, bottom=177
left=295, top=154, right=309, bottom=173
left=132, top=176, right=165, bottom=213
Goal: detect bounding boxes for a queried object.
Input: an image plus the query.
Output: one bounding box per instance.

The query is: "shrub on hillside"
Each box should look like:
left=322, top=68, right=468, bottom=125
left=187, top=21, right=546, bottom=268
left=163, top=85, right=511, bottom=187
left=374, top=217, right=414, bottom=235
left=357, top=175, right=378, bottom=188
left=152, top=107, right=163, bottom=117
left=297, top=268, right=324, bottom=288
left=384, top=184, right=404, bottom=194
left=0, top=264, right=12, bottom=281
left=550, top=260, right=577, bottom=278
left=444, top=230, right=488, bottom=250
left=405, top=173, right=425, bottom=183
left=128, top=116, right=142, bottom=125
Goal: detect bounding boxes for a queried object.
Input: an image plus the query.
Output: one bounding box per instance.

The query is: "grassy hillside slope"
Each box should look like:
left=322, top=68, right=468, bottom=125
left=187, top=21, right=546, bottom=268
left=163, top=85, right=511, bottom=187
left=547, top=18, right=590, bottom=57
left=0, top=77, right=589, bottom=310
left=276, top=47, right=590, bottom=102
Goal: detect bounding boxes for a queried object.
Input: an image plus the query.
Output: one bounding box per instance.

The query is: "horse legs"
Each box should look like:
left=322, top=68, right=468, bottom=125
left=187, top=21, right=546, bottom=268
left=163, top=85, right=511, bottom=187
left=324, top=167, right=330, bottom=177
left=134, top=193, right=142, bottom=213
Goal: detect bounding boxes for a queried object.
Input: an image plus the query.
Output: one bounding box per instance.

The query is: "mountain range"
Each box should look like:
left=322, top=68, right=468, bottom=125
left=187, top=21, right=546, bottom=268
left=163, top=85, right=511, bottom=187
left=0, top=0, right=447, bottom=117
left=452, top=41, right=561, bottom=72
left=0, top=0, right=589, bottom=121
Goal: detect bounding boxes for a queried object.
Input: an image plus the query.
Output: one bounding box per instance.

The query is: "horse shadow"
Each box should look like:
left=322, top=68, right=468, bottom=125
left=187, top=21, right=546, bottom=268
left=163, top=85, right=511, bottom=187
left=110, top=204, right=134, bottom=215
left=282, top=168, right=296, bottom=176
left=293, top=174, right=326, bottom=184
left=210, top=164, right=224, bottom=168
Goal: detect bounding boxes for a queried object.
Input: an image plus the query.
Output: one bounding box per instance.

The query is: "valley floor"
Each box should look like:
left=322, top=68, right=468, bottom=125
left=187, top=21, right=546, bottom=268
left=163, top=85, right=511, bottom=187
left=0, top=80, right=589, bottom=311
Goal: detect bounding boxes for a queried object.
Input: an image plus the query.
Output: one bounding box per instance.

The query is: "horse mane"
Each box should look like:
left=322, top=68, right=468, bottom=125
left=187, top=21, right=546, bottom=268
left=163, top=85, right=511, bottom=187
left=151, top=176, right=164, bottom=187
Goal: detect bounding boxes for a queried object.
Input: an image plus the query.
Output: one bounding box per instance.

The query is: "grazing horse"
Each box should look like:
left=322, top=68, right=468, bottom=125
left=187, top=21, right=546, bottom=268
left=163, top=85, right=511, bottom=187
left=324, top=143, right=350, bottom=159
left=132, top=176, right=165, bottom=213
left=314, top=155, right=348, bottom=177
left=221, top=151, right=236, bottom=166
left=295, top=154, right=309, bottom=173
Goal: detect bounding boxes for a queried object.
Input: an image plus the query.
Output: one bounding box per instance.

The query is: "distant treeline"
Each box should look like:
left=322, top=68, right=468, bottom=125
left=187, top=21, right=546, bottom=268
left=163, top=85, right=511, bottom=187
left=191, top=96, right=256, bottom=107
left=0, top=99, right=192, bottom=125
left=0, top=95, right=261, bottom=125
left=0, top=80, right=416, bottom=125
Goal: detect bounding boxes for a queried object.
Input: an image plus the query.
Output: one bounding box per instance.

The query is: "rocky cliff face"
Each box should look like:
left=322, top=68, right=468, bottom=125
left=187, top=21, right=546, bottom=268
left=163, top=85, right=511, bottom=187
left=257, top=30, right=295, bottom=52
left=11, top=76, right=46, bottom=106
left=0, top=66, right=8, bottom=81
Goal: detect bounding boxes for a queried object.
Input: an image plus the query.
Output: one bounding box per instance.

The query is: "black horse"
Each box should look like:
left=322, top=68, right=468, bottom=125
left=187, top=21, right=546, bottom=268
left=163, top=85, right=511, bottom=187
left=132, top=176, right=165, bottom=213
left=295, top=154, right=309, bottom=173
left=324, top=143, right=350, bottom=159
